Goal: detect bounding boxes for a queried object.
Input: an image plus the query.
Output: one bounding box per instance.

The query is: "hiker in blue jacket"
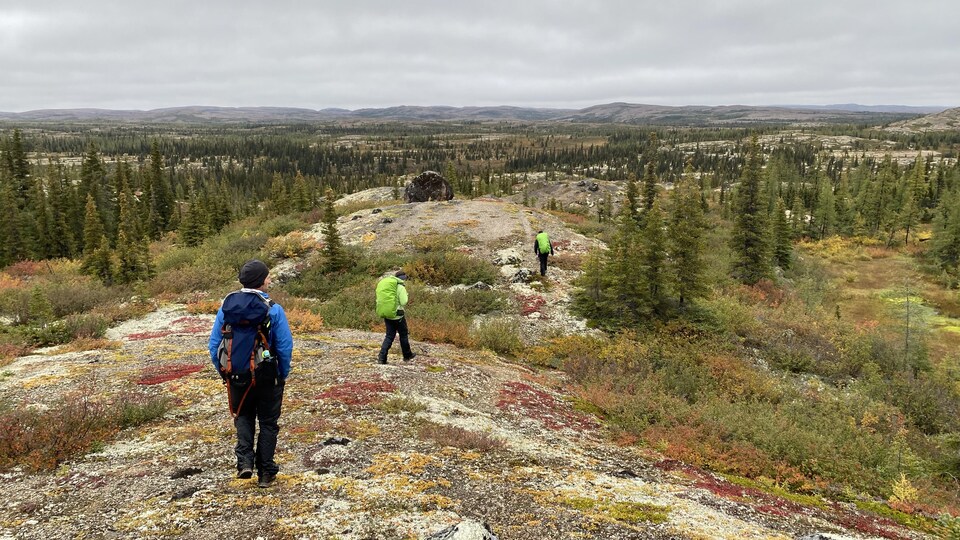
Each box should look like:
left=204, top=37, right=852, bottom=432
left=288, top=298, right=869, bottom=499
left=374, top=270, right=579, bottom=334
left=209, top=259, right=293, bottom=488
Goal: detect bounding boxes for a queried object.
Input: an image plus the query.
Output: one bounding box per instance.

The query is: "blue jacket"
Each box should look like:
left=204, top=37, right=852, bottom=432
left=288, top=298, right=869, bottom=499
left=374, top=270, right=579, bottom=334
left=208, top=289, right=293, bottom=380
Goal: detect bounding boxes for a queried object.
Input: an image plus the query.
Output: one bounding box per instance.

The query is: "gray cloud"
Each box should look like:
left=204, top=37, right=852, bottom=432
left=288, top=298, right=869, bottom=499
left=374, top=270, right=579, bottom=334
left=1, top=0, right=958, bottom=111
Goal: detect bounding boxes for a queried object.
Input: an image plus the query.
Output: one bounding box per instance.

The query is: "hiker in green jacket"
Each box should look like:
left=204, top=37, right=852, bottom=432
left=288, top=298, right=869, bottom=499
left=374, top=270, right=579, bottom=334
left=375, top=270, right=417, bottom=364
left=534, top=230, right=555, bottom=276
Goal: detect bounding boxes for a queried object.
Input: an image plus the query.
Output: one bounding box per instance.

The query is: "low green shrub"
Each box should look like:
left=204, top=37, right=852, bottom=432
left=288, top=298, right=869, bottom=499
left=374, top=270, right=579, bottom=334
left=316, top=282, right=380, bottom=331
left=153, top=245, right=203, bottom=273
left=473, top=317, right=524, bottom=356
left=0, top=392, right=170, bottom=472
left=147, top=264, right=234, bottom=296
left=405, top=252, right=498, bottom=286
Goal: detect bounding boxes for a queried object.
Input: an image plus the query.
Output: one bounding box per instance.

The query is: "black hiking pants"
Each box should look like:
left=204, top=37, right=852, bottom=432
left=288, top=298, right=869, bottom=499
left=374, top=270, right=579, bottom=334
left=231, top=364, right=284, bottom=478
left=379, top=317, right=413, bottom=360
left=538, top=253, right=549, bottom=276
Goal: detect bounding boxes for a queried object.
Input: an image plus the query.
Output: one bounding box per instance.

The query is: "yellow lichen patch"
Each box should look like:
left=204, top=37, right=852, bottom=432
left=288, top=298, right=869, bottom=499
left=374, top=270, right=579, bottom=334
left=235, top=494, right=283, bottom=508
left=339, top=419, right=381, bottom=440
left=367, top=452, right=439, bottom=476
left=21, top=373, right=67, bottom=389
left=362, top=232, right=377, bottom=244
left=446, top=219, right=480, bottom=228
left=317, top=476, right=364, bottom=499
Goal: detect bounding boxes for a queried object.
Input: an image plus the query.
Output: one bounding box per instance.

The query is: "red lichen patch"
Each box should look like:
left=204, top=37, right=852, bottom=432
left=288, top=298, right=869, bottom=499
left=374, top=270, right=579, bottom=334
left=497, top=381, right=599, bottom=432
left=829, top=503, right=912, bottom=540
left=137, top=364, right=205, bottom=385
left=317, top=379, right=397, bottom=407
left=553, top=239, right=572, bottom=251
left=517, top=294, right=546, bottom=317
left=171, top=316, right=210, bottom=334
left=127, top=330, right=174, bottom=341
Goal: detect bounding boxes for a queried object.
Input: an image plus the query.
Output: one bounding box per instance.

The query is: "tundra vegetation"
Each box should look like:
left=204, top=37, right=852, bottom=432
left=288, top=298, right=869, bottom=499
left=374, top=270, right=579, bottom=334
left=1, top=118, right=960, bottom=534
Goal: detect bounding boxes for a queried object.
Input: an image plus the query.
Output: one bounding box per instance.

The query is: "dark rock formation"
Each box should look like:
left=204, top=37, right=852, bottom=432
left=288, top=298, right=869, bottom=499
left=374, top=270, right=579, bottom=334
left=405, top=171, right=454, bottom=202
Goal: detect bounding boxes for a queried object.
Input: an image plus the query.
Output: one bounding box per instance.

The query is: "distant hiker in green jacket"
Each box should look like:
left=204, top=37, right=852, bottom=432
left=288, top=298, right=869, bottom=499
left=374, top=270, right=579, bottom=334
left=375, top=270, right=417, bottom=364
left=534, top=230, right=555, bottom=276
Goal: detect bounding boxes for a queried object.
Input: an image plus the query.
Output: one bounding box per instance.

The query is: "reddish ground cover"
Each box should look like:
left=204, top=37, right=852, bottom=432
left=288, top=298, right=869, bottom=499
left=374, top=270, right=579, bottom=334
left=497, top=381, right=598, bottom=432
left=317, top=379, right=397, bottom=406
left=137, top=364, right=205, bottom=385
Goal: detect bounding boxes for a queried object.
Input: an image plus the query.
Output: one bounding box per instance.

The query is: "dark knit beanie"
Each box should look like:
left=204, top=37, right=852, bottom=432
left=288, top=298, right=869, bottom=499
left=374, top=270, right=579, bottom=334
left=238, top=259, right=269, bottom=289
left=395, top=269, right=407, bottom=281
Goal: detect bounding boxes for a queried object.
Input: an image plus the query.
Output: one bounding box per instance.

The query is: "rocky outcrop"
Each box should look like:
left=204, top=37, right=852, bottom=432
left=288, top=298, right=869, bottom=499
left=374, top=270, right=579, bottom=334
left=425, top=520, right=499, bottom=540
left=405, top=170, right=454, bottom=202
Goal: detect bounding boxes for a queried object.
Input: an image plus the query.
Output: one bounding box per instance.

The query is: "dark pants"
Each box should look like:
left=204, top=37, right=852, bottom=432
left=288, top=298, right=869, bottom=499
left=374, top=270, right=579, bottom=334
left=538, top=253, right=549, bottom=276
left=231, top=364, right=284, bottom=478
left=379, top=317, right=413, bottom=360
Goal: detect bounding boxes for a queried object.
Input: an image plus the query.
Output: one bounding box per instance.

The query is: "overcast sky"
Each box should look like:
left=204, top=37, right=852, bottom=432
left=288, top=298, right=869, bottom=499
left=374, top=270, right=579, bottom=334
left=2, top=1, right=958, bottom=112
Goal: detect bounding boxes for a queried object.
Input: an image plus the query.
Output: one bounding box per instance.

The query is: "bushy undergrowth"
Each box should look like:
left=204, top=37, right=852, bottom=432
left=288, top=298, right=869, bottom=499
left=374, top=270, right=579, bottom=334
left=0, top=392, right=170, bottom=472
left=556, top=268, right=960, bottom=511
left=405, top=251, right=499, bottom=286
left=474, top=317, right=524, bottom=355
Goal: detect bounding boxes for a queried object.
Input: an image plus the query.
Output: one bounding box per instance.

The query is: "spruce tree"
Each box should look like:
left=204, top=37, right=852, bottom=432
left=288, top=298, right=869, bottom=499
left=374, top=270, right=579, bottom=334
left=900, top=155, right=926, bottom=244
left=931, top=188, right=960, bottom=277
left=292, top=171, right=311, bottom=212
left=640, top=162, right=658, bottom=213
left=730, top=136, right=771, bottom=284
left=814, top=175, right=836, bottom=239
left=81, top=194, right=105, bottom=255
left=638, top=197, right=668, bottom=316
left=179, top=188, right=208, bottom=247
left=834, top=170, right=855, bottom=236
left=773, top=198, right=793, bottom=270
left=669, top=171, right=708, bottom=306
left=88, top=234, right=115, bottom=285
left=321, top=188, right=347, bottom=271
left=270, top=173, right=289, bottom=215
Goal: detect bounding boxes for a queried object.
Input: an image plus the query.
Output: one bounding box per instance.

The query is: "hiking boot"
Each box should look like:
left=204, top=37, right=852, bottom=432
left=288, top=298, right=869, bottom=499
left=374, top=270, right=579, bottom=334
left=258, top=474, right=276, bottom=488
left=237, top=467, right=253, bottom=479
left=377, top=356, right=387, bottom=364
left=403, top=353, right=417, bottom=362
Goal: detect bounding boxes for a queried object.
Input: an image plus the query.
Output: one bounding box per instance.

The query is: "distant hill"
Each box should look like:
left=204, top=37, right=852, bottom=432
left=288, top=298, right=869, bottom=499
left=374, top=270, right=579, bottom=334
left=885, top=106, right=960, bottom=132
left=0, top=103, right=929, bottom=125
left=780, top=103, right=949, bottom=114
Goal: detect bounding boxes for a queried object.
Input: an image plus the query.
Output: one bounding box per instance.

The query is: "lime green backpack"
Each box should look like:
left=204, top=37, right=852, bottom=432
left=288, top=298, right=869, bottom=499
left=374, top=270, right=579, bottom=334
left=376, top=276, right=401, bottom=319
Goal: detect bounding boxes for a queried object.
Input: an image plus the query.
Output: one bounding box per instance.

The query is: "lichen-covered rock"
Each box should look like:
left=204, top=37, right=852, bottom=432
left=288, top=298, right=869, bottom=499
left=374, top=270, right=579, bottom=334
left=492, top=248, right=522, bottom=266
left=425, top=519, right=499, bottom=540
left=405, top=170, right=454, bottom=202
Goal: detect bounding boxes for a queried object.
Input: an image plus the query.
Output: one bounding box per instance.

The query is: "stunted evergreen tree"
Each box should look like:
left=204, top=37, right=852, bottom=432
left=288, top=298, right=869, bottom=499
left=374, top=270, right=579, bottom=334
left=899, top=155, right=926, bottom=244
left=814, top=173, right=836, bottom=239
left=638, top=197, right=668, bottom=316
left=669, top=168, right=708, bottom=306
left=79, top=143, right=114, bottom=237
left=270, top=173, right=290, bottom=215
left=773, top=198, right=793, bottom=270
left=931, top=187, right=960, bottom=278
left=292, top=171, right=311, bottom=212
left=146, top=142, right=173, bottom=239
left=179, top=187, right=208, bottom=247
left=730, top=136, right=771, bottom=284
left=640, top=162, right=658, bottom=213
left=321, top=188, right=347, bottom=271
left=88, top=234, right=115, bottom=285
left=81, top=195, right=107, bottom=275
left=116, top=191, right=151, bottom=283
left=834, top=170, right=855, bottom=236
left=81, top=194, right=105, bottom=255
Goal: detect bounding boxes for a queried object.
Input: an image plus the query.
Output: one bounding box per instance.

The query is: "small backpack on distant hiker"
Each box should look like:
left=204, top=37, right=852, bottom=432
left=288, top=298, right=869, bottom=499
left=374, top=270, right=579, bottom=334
left=217, top=290, right=275, bottom=415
